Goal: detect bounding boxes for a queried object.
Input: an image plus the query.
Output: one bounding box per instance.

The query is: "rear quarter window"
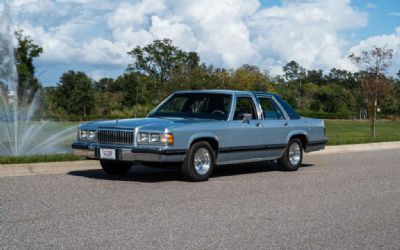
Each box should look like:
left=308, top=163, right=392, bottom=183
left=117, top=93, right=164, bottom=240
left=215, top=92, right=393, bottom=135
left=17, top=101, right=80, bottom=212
left=273, top=95, right=301, bottom=120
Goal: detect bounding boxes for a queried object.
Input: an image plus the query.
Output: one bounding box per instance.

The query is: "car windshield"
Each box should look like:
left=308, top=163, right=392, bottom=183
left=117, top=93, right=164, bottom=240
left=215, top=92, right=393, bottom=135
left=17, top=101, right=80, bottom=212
left=150, top=93, right=232, bottom=120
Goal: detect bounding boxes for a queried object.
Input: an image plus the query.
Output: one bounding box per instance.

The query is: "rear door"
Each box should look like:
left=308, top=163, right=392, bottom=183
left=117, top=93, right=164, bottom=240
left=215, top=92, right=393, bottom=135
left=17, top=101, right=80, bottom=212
left=255, top=95, right=289, bottom=158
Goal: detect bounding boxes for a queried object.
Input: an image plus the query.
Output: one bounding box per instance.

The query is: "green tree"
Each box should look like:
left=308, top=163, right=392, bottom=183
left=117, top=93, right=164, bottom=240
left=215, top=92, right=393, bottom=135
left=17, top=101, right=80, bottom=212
left=305, top=69, right=324, bottom=85
left=283, top=61, right=306, bottom=82
left=283, top=61, right=306, bottom=107
left=14, top=30, right=43, bottom=102
left=52, top=71, right=94, bottom=116
left=94, top=77, right=114, bottom=91
left=326, top=68, right=358, bottom=89
left=381, top=77, right=400, bottom=116
left=127, top=39, right=200, bottom=103
left=310, top=84, right=355, bottom=113
left=127, top=39, right=199, bottom=84
left=232, top=65, right=271, bottom=91
left=113, top=72, right=143, bottom=106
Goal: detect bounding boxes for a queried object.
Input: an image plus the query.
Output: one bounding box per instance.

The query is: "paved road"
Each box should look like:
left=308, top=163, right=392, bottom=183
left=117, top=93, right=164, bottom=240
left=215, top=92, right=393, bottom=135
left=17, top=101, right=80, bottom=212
left=1, top=149, right=400, bottom=249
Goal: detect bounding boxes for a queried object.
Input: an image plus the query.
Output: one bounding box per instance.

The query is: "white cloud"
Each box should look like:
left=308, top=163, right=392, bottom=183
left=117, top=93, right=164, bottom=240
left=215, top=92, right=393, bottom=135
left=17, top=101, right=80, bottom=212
left=249, top=0, right=367, bottom=73
left=8, top=0, right=372, bottom=79
left=89, top=69, right=110, bottom=81
left=389, top=12, right=400, bottom=16
left=149, top=16, right=198, bottom=51
left=168, top=0, right=262, bottom=67
left=106, top=0, right=166, bottom=30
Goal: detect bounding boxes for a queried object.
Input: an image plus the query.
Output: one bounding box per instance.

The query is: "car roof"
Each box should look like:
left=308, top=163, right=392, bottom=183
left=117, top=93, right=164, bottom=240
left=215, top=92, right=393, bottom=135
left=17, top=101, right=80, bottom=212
left=174, top=89, right=275, bottom=96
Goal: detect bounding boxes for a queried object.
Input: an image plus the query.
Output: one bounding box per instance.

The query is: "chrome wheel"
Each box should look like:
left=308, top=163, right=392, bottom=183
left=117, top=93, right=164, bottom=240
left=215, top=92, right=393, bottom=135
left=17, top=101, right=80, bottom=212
left=289, top=142, right=301, bottom=166
left=194, top=148, right=211, bottom=175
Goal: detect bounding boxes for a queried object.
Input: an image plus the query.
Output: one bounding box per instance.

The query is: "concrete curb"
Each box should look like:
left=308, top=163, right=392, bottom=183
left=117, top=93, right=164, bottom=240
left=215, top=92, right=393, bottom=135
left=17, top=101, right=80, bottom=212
left=308, top=141, right=400, bottom=155
left=0, top=160, right=99, bottom=177
left=1, top=141, right=399, bottom=177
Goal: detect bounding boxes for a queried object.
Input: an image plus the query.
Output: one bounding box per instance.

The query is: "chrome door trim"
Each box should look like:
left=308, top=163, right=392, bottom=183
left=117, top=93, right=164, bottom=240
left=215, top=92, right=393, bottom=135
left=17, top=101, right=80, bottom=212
left=217, top=155, right=279, bottom=165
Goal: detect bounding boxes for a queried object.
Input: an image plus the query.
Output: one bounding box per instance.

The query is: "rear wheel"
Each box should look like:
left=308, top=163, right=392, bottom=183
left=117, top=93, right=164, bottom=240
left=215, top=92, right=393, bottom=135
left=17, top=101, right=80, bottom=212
left=181, top=141, right=215, bottom=182
left=278, top=138, right=303, bottom=171
left=100, top=160, right=131, bottom=175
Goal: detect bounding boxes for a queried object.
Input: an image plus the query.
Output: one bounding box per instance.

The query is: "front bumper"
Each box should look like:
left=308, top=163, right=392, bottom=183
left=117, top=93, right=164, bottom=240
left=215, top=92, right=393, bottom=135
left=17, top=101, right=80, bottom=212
left=72, top=141, right=186, bottom=162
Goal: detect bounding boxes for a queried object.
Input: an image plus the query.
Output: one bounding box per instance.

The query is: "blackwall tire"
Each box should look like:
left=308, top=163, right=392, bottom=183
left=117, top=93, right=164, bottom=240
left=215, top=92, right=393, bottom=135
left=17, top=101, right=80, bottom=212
left=278, top=138, right=303, bottom=171
left=181, top=141, right=215, bottom=182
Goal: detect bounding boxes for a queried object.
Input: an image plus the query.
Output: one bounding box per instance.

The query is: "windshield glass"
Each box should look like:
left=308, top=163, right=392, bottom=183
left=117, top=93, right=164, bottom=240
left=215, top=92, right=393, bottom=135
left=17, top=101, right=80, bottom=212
left=150, top=93, right=232, bottom=120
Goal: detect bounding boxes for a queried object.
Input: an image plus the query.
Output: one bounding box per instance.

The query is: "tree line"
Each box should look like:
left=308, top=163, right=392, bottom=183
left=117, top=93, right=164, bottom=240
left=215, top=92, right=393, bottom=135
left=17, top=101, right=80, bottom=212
left=4, top=33, right=400, bottom=128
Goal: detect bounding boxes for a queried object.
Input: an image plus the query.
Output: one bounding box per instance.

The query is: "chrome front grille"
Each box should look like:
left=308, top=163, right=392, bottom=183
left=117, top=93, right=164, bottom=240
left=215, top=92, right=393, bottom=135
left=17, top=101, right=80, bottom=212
left=97, top=129, right=135, bottom=145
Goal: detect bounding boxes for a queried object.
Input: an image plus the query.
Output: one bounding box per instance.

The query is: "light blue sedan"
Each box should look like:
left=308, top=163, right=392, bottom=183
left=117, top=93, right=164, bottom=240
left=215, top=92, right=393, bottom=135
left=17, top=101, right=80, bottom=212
left=72, top=90, right=327, bottom=181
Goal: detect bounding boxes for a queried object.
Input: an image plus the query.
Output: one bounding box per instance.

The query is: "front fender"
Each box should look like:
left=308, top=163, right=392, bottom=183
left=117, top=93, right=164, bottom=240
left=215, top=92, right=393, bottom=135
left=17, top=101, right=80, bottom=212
left=187, top=132, right=219, bottom=148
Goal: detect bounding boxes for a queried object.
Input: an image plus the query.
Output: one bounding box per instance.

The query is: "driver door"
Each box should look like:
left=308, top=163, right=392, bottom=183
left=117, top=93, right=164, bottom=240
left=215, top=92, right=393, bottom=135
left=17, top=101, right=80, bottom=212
left=223, top=95, right=266, bottom=163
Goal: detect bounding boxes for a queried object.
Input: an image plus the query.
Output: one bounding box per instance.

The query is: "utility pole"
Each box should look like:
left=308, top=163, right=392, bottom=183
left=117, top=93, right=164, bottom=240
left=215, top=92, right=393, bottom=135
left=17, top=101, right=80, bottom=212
left=372, top=74, right=378, bottom=138
left=299, top=80, right=302, bottom=108
left=134, top=74, right=139, bottom=118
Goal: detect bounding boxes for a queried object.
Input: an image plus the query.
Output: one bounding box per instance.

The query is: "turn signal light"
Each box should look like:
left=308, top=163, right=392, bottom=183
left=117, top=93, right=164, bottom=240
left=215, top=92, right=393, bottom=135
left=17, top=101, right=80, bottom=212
left=161, top=133, right=174, bottom=145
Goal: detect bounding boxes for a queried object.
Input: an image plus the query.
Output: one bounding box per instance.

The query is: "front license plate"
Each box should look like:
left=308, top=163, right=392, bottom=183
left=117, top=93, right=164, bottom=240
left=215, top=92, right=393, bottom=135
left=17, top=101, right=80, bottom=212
left=100, top=148, right=116, bottom=160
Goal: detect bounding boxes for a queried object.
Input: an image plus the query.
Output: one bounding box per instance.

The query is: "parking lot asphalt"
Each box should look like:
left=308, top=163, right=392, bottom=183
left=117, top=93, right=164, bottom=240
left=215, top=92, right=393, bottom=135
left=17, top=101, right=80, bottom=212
left=1, top=149, right=400, bottom=249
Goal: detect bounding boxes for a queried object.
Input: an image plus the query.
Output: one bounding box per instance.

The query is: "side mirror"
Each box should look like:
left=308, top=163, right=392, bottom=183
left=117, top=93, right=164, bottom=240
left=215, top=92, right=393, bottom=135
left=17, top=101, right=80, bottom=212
left=242, top=113, right=252, bottom=123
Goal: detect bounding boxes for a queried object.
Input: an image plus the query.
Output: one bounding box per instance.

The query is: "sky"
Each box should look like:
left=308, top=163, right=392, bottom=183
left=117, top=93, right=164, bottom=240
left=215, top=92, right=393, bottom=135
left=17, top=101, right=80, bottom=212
left=4, top=0, right=400, bottom=85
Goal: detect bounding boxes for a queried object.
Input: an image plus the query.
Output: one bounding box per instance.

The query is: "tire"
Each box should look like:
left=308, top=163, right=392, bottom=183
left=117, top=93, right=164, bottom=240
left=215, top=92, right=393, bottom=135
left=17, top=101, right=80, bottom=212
left=100, top=160, right=131, bottom=175
left=278, top=138, right=303, bottom=171
left=181, top=141, right=215, bottom=182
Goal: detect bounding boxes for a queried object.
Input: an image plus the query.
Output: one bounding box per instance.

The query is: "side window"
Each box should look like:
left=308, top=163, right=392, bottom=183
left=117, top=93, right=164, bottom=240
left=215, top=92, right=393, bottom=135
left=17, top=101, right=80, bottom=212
left=233, top=97, right=257, bottom=120
left=258, top=97, right=285, bottom=120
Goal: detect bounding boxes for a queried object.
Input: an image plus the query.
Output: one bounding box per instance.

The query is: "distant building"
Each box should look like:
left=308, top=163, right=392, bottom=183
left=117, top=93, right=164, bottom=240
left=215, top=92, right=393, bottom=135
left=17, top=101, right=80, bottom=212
left=0, top=89, right=16, bottom=104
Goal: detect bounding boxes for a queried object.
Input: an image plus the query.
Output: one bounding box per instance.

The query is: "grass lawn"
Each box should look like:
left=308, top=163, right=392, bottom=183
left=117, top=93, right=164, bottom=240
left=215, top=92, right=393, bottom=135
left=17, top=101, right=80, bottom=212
left=325, top=119, right=400, bottom=145
left=0, top=153, right=85, bottom=164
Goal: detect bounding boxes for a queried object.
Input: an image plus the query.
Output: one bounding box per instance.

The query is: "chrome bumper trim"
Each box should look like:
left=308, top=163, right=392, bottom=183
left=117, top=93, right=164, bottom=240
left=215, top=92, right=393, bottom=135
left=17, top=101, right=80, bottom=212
left=120, top=148, right=185, bottom=162
left=71, top=142, right=185, bottom=162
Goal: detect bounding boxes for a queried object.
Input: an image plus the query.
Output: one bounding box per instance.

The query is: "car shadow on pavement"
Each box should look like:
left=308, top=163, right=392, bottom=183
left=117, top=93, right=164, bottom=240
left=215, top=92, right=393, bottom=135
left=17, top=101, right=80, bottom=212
left=213, top=161, right=314, bottom=178
left=68, top=161, right=314, bottom=183
left=68, top=166, right=184, bottom=183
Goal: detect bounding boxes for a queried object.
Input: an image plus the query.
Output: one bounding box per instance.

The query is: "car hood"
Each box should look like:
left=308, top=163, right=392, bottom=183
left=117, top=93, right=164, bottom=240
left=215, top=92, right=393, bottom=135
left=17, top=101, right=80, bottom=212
left=80, top=117, right=220, bottom=131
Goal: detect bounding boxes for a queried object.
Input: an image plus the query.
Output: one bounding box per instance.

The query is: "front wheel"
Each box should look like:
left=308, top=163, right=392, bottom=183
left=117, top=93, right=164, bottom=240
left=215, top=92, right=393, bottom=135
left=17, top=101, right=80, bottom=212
left=181, top=141, right=215, bottom=182
left=100, top=160, right=131, bottom=175
left=278, top=138, right=303, bottom=171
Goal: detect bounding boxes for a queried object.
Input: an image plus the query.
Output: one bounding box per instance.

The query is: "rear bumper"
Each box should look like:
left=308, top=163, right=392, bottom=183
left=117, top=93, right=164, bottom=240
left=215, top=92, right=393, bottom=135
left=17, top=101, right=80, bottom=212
left=72, top=141, right=186, bottom=162
left=305, top=138, right=328, bottom=152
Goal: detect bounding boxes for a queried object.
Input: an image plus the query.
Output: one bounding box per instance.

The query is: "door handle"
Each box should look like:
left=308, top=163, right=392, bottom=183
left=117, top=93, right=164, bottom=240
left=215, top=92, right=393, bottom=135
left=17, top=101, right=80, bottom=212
left=284, top=122, right=288, bottom=126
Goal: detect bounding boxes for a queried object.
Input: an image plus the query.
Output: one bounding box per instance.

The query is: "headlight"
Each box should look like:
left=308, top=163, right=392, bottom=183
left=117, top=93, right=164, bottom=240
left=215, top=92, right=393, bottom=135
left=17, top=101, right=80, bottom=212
left=80, top=130, right=88, bottom=139
left=79, top=129, right=96, bottom=140
left=138, top=132, right=174, bottom=145
left=150, top=133, right=160, bottom=143
left=138, top=133, right=149, bottom=143
left=88, top=131, right=96, bottom=139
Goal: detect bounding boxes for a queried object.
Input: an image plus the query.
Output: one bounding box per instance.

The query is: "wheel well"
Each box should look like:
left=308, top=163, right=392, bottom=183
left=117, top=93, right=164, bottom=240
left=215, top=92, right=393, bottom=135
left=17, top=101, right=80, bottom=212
left=290, top=134, right=308, bottom=149
left=190, top=137, right=219, bottom=155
